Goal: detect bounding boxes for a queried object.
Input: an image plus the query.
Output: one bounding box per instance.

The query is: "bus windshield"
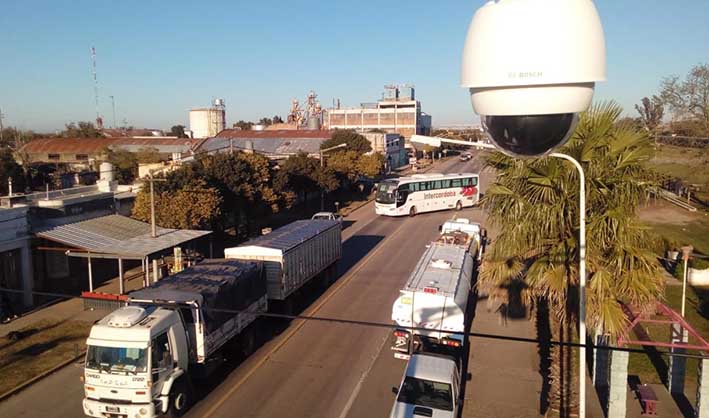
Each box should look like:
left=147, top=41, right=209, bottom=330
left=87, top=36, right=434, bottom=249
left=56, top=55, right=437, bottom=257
left=397, top=376, right=453, bottom=411
left=86, top=345, right=148, bottom=374
left=375, top=182, right=398, bottom=204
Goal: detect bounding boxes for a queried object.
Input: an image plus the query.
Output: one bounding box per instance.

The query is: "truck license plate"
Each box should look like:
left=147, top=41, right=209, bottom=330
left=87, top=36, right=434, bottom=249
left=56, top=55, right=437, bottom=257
left=106, top=406, right=120, bottom=413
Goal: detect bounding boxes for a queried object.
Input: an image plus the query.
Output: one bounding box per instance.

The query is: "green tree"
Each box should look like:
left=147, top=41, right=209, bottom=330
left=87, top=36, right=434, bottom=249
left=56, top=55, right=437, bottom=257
left=170, top=125, right=188, bottom=138
left=321, top=130, right=372, bottom=154
left=135, top=147, right=162, bottom=164
left=62, top=121, right=103, bottom=138
left=132, top=179, right=221, bottom=230
left=105, top=148, right=138, bottom=184
left=274, top=152, right=322, bottom=200
left=0, top=149, right=25, bottom=195
left=272, top=115, right=284, bottom=124
left=660, top=63, right=709, bottom=135
left=234, top=120, right=253, bottom=131
left=258, top=117, right=273, bottom=127
left=357, top=152, right=385, bottom=178
left=634, top=96, right=664, bottom=132
left=479, top=102, right=663, bottom=417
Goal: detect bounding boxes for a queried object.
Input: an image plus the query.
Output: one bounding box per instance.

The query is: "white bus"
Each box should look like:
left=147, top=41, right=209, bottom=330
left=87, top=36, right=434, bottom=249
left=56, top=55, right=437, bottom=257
left=375, top=173, right=480, bottom=217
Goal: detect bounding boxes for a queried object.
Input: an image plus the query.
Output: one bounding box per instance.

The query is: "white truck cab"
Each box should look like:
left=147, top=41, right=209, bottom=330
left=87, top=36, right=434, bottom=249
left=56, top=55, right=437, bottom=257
left=390, top=354, right=466, bottom=418
left=82, top=305, right=191, bottom=418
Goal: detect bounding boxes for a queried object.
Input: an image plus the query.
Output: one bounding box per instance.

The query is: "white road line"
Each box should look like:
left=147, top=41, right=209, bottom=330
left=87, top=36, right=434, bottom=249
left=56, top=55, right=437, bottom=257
left=337, top=331, right=391, bottom=418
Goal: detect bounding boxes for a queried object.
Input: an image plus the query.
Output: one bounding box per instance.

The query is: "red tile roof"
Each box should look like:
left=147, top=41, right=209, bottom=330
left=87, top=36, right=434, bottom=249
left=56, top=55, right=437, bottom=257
left=215, top=129, right=333, bottom=139
left=20, top=137, right=198, bottom=154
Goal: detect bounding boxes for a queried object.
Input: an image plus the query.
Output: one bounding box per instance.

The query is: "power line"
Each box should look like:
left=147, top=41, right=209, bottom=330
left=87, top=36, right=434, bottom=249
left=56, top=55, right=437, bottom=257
left=1, top=287, right=707, bottom=360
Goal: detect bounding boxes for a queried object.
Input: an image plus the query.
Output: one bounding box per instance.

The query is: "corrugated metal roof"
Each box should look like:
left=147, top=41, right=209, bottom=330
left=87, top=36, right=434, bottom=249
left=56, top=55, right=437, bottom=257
left=240, top=220, right=338, bottom=252
left=197, top=137, right=327, bottom=156
left=36, top=214, right=211, bottom=258
left=20, top=137, right=198, bottom=154
left=215, top=129, right=333, bottom=139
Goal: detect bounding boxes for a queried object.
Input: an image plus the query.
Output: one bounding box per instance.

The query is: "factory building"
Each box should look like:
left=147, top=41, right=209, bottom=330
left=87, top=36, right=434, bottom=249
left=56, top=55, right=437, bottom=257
left=189, top=99, right=226, bottom=138
left=324, top=85, right=432, bottom=141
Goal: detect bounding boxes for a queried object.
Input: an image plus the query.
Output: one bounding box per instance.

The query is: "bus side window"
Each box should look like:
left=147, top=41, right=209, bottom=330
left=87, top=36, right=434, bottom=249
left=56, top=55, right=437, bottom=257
left=471, top=177, right=478, bottom=186
left=418, top=182, right=427, bottom=191
left=410, top=183, right=419, bottom=192
left=462, top=178, right=471, bottom=187
left=434, top=180, right=443, bottom=189
left=442, top=179, right=452, bottom=188
left=452, top=179, right=462, bottom=187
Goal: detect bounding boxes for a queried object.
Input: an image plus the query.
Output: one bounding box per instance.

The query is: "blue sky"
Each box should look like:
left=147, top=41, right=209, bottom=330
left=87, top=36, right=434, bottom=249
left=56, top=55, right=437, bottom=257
left=1, top=0, right=707, bottom=132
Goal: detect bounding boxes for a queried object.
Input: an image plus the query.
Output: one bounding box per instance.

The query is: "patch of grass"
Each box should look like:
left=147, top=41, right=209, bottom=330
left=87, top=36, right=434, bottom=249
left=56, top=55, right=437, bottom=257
left=646, top=220, right=709, bottom=255
left=0, top=319, right=92, bottom=395
left=646, top=144, right=709, bottom=201
left=627, top=285, right=708, bottom=386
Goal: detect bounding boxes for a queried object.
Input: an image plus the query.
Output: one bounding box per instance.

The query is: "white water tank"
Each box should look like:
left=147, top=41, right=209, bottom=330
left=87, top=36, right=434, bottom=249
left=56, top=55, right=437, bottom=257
left=190, top=108, right=226, bottom=138
left=100, top=162, right=115, bottom=182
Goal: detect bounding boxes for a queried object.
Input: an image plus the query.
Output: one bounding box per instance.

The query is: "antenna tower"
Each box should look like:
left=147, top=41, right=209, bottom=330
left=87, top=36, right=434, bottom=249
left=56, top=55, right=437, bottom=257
left=91, top=46, right=103, bottom=129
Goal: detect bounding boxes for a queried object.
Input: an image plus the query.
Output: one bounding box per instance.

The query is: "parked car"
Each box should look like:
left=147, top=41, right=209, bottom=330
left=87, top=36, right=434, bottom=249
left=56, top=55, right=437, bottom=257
left=459, top=153, right=472, bottom=162
left=390, top=353, right=469, bottom=418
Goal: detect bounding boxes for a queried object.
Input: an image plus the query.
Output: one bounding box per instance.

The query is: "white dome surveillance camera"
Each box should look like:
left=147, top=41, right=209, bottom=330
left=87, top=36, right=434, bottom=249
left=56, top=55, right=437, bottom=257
left=461, top=0, right=606, bottom=157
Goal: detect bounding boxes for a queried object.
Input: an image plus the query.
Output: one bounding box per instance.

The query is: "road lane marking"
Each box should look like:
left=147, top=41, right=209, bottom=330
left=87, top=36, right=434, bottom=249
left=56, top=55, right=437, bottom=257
left=200, top=220, right=409, bottom=418
left=337, top=331, right=390, bottom=418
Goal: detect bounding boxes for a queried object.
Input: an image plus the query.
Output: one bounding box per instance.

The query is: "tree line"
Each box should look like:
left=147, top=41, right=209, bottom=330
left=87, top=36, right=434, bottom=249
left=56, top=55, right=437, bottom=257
left=131, top=130, right=383, bottom=235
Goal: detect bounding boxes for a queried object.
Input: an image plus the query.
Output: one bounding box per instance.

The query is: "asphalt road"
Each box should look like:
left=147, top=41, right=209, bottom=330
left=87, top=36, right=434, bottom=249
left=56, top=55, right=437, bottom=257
left=0, top=155, right=490, bottom=418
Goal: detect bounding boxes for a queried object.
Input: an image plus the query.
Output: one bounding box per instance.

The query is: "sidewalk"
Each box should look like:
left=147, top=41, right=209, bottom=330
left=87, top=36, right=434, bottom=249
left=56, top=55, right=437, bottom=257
left=1, top=265, right=148, bottom=335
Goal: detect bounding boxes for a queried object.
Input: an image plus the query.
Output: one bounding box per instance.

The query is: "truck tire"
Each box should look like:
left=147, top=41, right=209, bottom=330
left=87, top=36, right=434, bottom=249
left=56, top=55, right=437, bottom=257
left=165, top=378, right=191, bottom=418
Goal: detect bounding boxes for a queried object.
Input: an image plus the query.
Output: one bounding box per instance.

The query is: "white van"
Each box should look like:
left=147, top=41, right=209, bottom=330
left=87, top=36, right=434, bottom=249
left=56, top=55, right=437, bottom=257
left=390, top=354, right=468, bottom=418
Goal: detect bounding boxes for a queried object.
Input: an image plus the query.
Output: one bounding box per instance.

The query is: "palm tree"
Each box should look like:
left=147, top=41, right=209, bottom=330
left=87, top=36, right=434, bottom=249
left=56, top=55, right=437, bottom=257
left=479, top=102, right=664, bottom=417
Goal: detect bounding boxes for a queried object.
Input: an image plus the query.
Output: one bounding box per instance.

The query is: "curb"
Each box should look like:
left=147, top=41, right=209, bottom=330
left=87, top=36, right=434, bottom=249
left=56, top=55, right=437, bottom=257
left=0, top=350, right=86, bottom=403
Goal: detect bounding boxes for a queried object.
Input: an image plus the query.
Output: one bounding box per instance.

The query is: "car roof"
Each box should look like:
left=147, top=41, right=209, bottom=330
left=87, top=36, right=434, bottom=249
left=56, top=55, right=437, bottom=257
left=405, top=354, right=456, bottom=383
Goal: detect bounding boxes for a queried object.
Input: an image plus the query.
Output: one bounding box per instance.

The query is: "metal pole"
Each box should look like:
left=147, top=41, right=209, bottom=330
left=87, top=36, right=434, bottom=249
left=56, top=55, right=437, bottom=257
left=109, top=96, right=116, bottom=129
left=680, top=246, right=693, bottom=317
left=320, top=150, right=324, bottom=211
left=0, top=107, right=4, bottom=144
left=150, top=179, right=156, bottom=238
left=551, top=152, right=586, bottom=418
left=87, top=253, right=94, bottom=292
left=118, top=258, right=124, bottom=295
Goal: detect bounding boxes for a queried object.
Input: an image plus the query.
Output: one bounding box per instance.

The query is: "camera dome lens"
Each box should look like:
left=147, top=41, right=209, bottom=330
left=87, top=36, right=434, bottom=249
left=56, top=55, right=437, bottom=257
left=481, top=113, right=579, bottom=157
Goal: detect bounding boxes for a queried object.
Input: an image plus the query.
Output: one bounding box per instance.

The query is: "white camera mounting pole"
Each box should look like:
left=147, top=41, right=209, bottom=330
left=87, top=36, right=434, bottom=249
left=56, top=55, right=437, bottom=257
left=412, top=134, right=588, bottom=417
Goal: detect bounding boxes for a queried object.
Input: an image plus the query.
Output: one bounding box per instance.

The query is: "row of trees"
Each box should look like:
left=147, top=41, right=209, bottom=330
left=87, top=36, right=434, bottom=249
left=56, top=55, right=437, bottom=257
left=233, top=116, right=284, bottom=131
left=131, top=130, right=383, bottom=232
left=633, top=62, right=709, bottom=137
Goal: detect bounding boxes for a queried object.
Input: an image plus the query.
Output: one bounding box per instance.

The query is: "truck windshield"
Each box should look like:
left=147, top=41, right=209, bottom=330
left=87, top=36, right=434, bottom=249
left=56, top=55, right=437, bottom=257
left=375, top=182, right=398, bottom=204
left=397, top=376, right=453, bottom=411
left=86, top=346, right=147, bottom=374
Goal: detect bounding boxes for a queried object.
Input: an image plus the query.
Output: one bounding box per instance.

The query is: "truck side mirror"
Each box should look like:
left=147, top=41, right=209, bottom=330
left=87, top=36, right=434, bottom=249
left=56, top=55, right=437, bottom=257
left=391, top=386, right=398, bottom=395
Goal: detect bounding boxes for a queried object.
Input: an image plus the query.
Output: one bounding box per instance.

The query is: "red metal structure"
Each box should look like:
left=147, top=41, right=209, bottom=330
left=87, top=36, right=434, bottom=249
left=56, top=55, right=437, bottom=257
left=618, top=301, right=709, bottom=352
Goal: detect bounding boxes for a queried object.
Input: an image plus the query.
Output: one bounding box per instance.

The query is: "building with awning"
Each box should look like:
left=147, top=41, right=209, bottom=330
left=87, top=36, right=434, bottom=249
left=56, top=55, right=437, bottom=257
left=35, top=214, right=211, bottom=294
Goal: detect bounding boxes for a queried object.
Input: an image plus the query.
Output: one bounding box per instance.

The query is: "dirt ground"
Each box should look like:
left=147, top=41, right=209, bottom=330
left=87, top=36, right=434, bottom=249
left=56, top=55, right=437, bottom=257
left=637, top=199, right=704, bottom=225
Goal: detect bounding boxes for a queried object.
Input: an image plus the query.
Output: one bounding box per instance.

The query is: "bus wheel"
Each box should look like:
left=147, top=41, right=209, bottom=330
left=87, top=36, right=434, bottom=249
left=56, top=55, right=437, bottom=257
left=409, top=206, right=417, bottom=217
left=455, top=200, right=463, bottom=211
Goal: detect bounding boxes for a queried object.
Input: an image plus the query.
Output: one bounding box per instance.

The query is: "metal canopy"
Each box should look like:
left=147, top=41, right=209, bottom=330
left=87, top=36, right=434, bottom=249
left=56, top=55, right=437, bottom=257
left=618, top=302, right=709, bottom=352
left=36, top=214, right=211, bottom=259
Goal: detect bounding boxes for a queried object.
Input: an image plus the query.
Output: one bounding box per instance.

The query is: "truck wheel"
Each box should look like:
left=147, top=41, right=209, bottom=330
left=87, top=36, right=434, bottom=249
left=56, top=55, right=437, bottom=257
left=455, top=201, right=463, bottom=211
left=409, top=206, right=417, bottom=217
left=165, top=378, right=191, bottom=418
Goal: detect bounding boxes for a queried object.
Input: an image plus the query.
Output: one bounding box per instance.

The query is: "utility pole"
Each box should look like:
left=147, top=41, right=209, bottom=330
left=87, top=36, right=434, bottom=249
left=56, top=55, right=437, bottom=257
left=109, top=96, right=116, bottom=129
left=145, top=177, right=167, bottom=238
left=319, top=143, right=348, bottom=211
left=0, top=108, right=4, bottom=145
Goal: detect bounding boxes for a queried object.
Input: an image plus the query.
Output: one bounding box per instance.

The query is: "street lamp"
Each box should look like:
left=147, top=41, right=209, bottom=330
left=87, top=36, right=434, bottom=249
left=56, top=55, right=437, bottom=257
left=457, top=1, right=606, bottom=416
left=411, top=133, right=588, bottom=414
left=319, top=143, right=347, bottom=211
